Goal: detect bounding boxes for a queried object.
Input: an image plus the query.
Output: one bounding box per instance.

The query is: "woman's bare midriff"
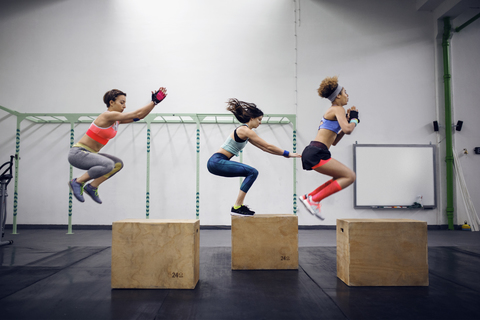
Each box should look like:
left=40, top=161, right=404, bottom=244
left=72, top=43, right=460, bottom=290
left=313, top=129, right=337, bottom=149
left=78, top=135, right=105, bottom=153
left=216, top=148, right=234, bottom=159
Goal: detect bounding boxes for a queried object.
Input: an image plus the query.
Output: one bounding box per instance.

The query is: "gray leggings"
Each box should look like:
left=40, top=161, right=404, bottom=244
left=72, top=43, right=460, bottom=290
left=68, top=147, right=124, bottom=180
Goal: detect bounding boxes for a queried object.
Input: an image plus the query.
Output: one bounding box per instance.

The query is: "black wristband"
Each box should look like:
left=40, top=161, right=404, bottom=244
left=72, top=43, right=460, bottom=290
left=349, top=110, right=360, bottom=123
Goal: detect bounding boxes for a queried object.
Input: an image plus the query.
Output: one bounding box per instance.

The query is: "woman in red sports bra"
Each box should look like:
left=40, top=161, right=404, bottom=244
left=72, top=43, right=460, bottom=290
left=67, top=87, right=167, bottom=204
left=299, top=76, right=359, bottom=220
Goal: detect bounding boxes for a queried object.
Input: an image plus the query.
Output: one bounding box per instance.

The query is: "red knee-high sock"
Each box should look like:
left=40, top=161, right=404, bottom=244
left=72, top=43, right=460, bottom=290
left=308, top=180, right=333, bottom=197
left=311, top=180, right=342, bottom=202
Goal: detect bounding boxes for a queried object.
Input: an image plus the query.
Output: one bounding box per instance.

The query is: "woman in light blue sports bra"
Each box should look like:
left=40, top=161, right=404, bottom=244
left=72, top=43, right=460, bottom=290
left=207, top=98, right=301, bottom=216
left=299, top=76, right=359, bottom=220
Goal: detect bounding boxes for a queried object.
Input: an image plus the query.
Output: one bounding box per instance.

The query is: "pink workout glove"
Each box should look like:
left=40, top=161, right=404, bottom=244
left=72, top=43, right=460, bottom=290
left=152, top=89, right=166, bottom=105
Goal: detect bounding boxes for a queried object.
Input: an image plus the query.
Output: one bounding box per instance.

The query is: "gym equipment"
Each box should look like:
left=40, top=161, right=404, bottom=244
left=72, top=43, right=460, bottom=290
left=462, top=221, right=471, bottom=231
left=0, top=106, right=297, bottom=233
left=231, top=214, right=298, bottom=270
left=111, top=219, right=200, bottom=289
left=337, top=219, right=428, bottom=286
left=0, top=155, right=14, bottom=247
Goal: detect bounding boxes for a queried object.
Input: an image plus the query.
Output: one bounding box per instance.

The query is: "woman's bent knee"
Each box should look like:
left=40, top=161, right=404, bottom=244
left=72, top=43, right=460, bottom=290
left=251, top=168, right=259, bottom=179
left=103, top=161, right=123, bottom=179
left=346, top=170, right=356, bottom=186
left=117, top=160, right=124, bottom=171
left=105, top=162, right=115, bottom=173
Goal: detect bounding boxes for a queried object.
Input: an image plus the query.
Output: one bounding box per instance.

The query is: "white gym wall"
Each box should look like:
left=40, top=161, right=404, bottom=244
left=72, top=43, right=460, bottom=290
left=0, top=0, right=478, bottom=227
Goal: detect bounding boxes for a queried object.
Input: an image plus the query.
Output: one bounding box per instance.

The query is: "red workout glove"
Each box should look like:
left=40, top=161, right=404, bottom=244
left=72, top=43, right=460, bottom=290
left=152, top=90, right=166, bottom=105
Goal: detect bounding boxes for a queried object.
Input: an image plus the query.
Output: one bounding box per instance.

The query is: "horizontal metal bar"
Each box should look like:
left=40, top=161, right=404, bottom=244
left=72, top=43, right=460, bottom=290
left=0, top=108, right=296, bottom=125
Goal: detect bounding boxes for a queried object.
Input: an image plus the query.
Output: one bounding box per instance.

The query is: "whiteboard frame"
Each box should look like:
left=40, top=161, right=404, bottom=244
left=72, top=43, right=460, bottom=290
left=353, top=144, right=437, bottom=209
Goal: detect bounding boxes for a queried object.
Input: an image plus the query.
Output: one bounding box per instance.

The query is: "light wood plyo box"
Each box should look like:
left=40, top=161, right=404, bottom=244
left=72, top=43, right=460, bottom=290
left=337, top=219, right=428, bottom=286
left=231, top=214, right=298, bottom=270
left=111, top=219, right=200, bottom=289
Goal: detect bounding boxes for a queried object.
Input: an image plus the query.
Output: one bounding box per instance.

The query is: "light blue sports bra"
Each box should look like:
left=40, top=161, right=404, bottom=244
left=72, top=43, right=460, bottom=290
left=220, top=125, right=249, bottom=157
left=318, top=117, right=341, bottom=134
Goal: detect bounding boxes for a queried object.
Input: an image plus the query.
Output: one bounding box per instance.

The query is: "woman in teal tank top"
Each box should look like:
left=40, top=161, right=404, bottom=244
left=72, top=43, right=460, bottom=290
left=207, top=99, right=301, bottom=216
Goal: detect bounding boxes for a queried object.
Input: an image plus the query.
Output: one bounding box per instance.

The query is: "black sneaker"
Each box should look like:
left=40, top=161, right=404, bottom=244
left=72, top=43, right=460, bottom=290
left=231, top=205, right=255, bottom=216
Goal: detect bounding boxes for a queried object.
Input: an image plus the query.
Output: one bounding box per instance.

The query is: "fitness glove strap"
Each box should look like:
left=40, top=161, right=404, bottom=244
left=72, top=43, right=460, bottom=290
left=152, top=90, right=166, bottom=105
left=348, top=110, right=360, bottom=123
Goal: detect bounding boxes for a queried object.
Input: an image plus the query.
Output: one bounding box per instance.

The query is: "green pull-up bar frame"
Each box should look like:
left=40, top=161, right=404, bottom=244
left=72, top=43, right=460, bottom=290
left=0, top=106, right=297, bottom=233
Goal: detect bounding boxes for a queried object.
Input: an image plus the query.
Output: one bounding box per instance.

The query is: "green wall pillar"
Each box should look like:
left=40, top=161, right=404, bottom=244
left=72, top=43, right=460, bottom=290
left=442, top=17, right=454, bottom=230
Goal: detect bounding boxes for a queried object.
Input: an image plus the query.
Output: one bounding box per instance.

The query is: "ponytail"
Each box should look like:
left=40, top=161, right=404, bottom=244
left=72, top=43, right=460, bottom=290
left=226, top=98, right=264, bottom=123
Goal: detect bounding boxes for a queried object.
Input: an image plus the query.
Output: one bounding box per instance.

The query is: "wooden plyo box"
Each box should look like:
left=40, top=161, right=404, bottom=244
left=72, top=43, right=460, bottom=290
left=337, top=219, right=428, bottom=286
left=231, top=214, right=298, bottom=270
left=111, top=219, right=200, bottom=289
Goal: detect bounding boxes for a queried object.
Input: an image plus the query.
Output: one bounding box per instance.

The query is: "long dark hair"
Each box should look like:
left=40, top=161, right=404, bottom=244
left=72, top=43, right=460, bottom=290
left=226, top=98, right=264, bottom=123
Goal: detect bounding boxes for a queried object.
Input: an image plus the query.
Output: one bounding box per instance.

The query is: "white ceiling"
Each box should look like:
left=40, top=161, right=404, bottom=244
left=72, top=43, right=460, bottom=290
left=416, top=0, right=480, bottom=19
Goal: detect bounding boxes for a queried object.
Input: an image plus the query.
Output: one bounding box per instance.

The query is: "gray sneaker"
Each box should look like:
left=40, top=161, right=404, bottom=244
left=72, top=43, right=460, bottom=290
left=84, top=184, right=102, bottom=204
left=299, top=194, right=314, bottom=215
left=307, top=195, right=324, bottom=220
left=68, top=178, right=85, bottom=202
left=299, top=194, right=324, bottom=220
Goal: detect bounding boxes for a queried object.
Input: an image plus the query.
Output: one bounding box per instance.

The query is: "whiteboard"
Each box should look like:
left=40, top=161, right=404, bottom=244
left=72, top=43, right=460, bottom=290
left=353, top=144, right=437, bottom=209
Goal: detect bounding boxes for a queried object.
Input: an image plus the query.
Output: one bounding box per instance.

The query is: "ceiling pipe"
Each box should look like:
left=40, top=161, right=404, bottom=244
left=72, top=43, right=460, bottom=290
left=455, top=12, right=480, bottom=33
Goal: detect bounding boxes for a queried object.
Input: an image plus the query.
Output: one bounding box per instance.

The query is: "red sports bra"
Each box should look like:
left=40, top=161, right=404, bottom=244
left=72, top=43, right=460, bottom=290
left=86, top=121, right=119, bottom=145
